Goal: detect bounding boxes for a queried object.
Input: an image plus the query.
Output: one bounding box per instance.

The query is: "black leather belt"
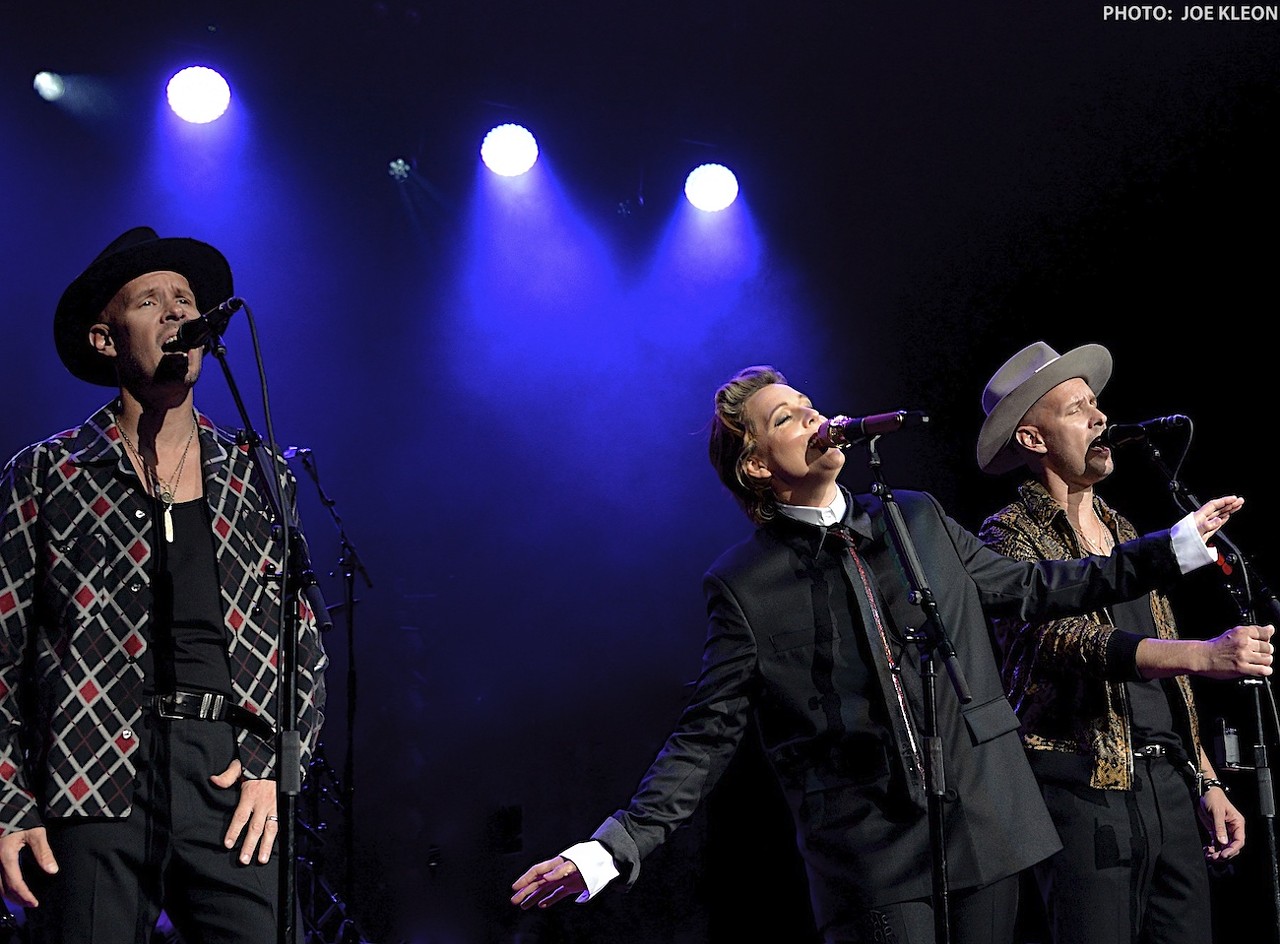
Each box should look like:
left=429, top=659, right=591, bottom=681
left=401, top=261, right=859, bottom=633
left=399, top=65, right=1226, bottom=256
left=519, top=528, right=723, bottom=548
left=1133, top=744, right=1169, bottom=758
left=150, top=691, right=276, bottom=743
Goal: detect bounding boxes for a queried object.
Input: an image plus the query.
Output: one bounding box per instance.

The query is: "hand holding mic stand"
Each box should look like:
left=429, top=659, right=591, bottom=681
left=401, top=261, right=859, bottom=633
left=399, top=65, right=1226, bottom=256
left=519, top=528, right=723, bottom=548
left=182, top=297, right=329, bottom=944
left=1109, top=417, right=1280, bottom=942
left=819, top=411, right=967, bottom=944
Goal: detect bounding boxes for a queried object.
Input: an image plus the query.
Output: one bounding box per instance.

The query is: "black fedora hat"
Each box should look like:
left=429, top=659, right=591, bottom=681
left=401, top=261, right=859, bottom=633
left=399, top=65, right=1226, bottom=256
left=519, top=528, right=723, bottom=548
left=53, top=226, right=233, bottom=386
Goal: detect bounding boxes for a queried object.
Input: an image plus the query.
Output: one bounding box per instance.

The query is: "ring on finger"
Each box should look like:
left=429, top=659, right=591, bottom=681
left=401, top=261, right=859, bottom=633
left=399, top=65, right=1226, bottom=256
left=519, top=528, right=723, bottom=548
left=266, top=814, right=280, bottom=822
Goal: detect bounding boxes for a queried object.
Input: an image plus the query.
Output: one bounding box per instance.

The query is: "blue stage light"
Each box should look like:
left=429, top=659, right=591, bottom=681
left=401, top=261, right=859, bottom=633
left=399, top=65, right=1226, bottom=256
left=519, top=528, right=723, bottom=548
left=480, top=124, right=539, bottom=177
left=166, top=66, right=231, bottom=124
left=684, top=163, right=739, bottom=212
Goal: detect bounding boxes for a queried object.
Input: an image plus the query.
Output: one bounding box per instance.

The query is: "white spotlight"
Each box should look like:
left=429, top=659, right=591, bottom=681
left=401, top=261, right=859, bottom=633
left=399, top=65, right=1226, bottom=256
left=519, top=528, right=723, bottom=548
left=388, top=158, right=413, bottom=182
left=33, top=72, right=65, bottom=102
left=480, top=124, right=539, bottom=177
left=684, top=163, right=739, bottom=212
left=166, top=66, right=231, bottom=124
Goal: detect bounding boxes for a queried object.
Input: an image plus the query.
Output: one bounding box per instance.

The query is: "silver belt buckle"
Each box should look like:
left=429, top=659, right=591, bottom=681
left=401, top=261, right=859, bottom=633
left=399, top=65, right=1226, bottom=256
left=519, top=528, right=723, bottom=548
left=156, top=694, right=183, bottom=720
left=198, top=692, right=225, bottom=720
left=1134, top=744, right=1166, bottom=758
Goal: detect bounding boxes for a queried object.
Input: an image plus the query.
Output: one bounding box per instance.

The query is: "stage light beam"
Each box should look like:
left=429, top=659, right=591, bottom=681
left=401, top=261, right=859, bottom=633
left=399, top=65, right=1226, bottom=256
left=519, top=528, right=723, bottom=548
left=166, top=66, right=231, bottom=124
left=480, top=124, right=539, bottom=177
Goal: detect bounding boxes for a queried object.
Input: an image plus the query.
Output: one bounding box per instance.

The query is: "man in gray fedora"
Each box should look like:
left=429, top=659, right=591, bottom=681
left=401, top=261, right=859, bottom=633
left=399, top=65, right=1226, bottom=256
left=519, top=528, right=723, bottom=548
left=0, top=227, right=328, bottom=942
left=976, top=340, right=1272, bottom=944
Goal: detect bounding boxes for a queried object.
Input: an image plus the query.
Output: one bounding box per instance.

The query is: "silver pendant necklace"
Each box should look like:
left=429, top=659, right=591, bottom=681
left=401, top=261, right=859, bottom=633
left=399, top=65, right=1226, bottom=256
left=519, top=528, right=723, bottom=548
left=116, top=417, right=197, bottom=543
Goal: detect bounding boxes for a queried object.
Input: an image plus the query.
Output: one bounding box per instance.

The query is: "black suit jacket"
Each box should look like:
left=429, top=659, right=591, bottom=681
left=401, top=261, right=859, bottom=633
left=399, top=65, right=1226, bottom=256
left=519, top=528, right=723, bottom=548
left=593, top=488, right=1181, bottom=928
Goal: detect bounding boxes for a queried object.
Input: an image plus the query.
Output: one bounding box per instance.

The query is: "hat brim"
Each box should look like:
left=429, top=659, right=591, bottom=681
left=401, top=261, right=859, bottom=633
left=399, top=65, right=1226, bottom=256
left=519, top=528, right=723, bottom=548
left=54, top=234, right=233, bottom=386
left=977, top=343, right=1113, bottom=474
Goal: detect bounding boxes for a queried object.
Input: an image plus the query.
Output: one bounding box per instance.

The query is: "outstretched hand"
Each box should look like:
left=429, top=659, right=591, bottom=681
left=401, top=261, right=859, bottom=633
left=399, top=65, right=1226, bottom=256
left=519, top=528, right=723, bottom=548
left=1193, top=495, right=1243, bottom=543
left=511, top=855, right=587, bottom=910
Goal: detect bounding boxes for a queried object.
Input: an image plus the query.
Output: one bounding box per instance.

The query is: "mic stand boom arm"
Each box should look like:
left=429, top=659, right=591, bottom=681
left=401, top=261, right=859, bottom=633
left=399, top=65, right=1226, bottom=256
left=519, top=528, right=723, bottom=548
left=861, top=435, right=972, bottom=944
left=1130, top=437, right=1280, bottom=944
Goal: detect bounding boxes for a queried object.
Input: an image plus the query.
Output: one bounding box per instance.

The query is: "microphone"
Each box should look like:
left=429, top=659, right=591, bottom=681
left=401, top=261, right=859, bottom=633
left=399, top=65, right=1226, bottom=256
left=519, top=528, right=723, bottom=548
left=161, top=296, right=245, bottom=353
left=811, top=410, right=930, bottom=449
left=1096, top=414, right=1191, bottom=449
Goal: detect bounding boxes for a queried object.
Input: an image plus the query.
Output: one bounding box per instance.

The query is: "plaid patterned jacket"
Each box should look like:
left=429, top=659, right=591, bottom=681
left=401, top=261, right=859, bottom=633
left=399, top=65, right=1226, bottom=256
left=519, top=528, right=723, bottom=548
left=979, top=478, right=1201, bottom=790
left=0, top=401, right=328, bottom=832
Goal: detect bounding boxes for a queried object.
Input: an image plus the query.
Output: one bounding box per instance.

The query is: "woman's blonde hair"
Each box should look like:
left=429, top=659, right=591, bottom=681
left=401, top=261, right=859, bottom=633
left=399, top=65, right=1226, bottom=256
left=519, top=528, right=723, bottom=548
left=708, top=365, right=786, bottom=525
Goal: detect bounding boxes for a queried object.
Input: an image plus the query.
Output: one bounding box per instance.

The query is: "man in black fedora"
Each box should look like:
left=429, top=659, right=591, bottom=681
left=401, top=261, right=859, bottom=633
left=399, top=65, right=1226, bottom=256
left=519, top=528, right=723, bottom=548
left=976, top=340, right=1272, bottom=944
left=0, top=227, right=328, bottom=942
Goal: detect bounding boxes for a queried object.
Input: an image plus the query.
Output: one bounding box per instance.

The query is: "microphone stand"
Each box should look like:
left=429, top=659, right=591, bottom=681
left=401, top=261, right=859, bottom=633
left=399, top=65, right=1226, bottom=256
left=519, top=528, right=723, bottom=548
left=200, top=301, right=329, bottom=944
left=291, top=449, right=374, bottom=909
left=861, top=434, right=973, bottom=944
left=1127, top=435, right=1280, bottom=942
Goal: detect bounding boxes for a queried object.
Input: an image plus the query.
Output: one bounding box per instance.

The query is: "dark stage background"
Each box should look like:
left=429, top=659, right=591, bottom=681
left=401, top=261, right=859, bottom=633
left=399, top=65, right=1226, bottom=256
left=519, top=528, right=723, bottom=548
left=2, top=3, right=1278, bottom=942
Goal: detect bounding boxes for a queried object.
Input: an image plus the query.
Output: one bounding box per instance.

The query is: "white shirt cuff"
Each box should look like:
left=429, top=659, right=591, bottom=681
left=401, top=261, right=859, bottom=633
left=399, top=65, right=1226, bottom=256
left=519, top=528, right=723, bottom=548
left=1171, top=511, right=1215, bottom=573
left=561, top=840, right=620, bottom=902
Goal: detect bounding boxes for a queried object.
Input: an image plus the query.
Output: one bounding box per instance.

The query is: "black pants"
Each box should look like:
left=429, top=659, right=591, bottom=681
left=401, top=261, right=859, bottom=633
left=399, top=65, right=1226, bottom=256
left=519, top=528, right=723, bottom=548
left=1033, top=754, right=1211, bottom=944
left=826, top=874, right=1020, bottom=944
left=26, top=716, right=281, bottom=944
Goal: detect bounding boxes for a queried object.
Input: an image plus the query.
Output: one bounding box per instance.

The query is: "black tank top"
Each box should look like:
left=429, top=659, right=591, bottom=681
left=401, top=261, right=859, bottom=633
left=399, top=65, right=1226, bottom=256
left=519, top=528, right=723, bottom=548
left=142, top=498, right=233, bottom=698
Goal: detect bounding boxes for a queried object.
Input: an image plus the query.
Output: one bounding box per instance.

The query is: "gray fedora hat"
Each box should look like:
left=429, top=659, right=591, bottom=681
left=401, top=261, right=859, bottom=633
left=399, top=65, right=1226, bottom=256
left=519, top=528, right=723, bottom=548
left=54, top=226, right=233, bottom=386
left=977, top=341, right=1112, bottom=474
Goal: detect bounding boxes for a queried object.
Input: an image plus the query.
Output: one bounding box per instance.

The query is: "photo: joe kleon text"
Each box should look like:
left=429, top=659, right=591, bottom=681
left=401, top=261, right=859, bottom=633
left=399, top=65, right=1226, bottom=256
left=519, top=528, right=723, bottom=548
left=1104, top=4, right=1278, bottom=18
